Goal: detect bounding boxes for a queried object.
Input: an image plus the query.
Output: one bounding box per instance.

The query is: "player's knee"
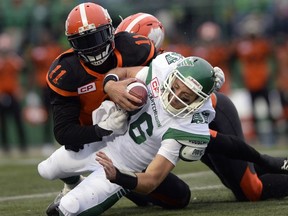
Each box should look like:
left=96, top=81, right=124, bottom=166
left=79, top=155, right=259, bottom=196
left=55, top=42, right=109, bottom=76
left=241, top=182, right=262, bottom=201
left=58, top=194, right=80, bottom=215
left=154, top=175, right=191, bottom=209
left=240, top=166, right=263, bottom=201
left=37, top=160, right=56, bottom=180
left=173, top=179, right=191, bottom=209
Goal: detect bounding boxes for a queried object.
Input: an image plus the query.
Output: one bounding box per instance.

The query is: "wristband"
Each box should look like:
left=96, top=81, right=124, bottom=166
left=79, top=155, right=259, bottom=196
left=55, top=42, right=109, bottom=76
left=94, top=124, right=113, bottom=139
left=103, top=74, right=119, bottom=89
left=111, top=168, right=138, bottom=190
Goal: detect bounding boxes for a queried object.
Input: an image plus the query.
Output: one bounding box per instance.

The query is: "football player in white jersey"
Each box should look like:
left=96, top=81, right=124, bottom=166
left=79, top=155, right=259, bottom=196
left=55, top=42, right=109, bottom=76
left=41, top=52, right=217, bottom=215
left=112, top=12, right=288, bottom=206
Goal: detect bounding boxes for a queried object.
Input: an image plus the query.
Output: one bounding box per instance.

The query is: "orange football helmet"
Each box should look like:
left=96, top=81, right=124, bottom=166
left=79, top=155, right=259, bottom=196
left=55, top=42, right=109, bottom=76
left=65, top=3, right=115, bottom=65
left=116, top=13, right=165, bottom=53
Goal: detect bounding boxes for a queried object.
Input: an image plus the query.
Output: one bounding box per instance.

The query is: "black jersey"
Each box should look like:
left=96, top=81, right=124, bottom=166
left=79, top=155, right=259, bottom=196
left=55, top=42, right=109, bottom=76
left=46, top=32, right=156, bottom=150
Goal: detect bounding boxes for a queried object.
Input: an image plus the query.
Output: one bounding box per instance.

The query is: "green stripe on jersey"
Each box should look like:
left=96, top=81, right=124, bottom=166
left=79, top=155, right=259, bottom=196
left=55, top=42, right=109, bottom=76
left=145, top=64, right=153, bottom=85
left=163, top=128, right=210, bottom=143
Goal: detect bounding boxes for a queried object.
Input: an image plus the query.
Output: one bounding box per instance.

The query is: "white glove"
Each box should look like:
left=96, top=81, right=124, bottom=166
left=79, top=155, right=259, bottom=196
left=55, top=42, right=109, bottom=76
left=98, top=109, right=128, bottom=135
left=214, top=66, right=225, bottom=91
left=92, top=101, right=117, bottom=125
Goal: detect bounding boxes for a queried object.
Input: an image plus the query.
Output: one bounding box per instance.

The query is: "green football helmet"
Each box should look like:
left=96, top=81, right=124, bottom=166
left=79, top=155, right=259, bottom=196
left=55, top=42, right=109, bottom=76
left=160, top=56, right=216, bottom=118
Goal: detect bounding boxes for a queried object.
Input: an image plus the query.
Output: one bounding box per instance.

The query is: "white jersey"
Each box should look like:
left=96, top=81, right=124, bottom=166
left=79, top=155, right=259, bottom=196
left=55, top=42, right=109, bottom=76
left=103, top=52, right=215, bottom=172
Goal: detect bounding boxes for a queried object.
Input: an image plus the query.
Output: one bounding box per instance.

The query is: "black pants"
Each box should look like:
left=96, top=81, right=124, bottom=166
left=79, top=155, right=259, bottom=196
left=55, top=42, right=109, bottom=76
left=203, top=92, right=255, bottom=201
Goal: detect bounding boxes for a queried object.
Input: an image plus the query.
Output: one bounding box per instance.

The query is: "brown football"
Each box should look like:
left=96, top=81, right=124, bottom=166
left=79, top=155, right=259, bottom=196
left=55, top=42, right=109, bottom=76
left=126, top=80, right=148, bottom=107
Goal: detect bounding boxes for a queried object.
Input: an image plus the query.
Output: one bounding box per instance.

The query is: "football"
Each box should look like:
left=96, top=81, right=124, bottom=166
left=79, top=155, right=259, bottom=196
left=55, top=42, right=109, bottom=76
left=126, top=80, right=148, bottom=107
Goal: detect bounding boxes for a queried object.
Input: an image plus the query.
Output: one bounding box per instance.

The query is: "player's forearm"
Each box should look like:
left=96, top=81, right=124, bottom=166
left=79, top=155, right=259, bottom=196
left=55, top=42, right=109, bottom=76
left=97, top=152, right=174, bottom=193
left=54, top=123, right=106, bottom=147
left=110, top=168, right=165, bottom=194
left=135, top=155, right=175, bottom=193
left=134, top=172, right=164, bottom=194
left=52, top=101, right=108, bottom=151
left=106, top=66, right=144, bottom=80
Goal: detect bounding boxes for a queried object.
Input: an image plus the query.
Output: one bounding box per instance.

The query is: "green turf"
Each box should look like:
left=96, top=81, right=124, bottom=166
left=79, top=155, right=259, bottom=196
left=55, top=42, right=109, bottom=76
left=0, top=147, right=288, bottom=216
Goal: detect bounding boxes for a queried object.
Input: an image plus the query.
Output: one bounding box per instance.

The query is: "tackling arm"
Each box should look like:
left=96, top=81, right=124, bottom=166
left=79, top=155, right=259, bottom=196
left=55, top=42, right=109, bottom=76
left=103, top=66, right=148, bottom=111
left=134, top=154, right=175, bottom=194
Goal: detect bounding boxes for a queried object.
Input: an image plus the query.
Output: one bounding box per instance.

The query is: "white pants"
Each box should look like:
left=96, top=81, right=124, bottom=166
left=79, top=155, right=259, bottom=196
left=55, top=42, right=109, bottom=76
left=58, top=167, right=128, bottom=216
left=38, top=142, right=106, bottom=180
left=38, top=143, right=128, bottom=215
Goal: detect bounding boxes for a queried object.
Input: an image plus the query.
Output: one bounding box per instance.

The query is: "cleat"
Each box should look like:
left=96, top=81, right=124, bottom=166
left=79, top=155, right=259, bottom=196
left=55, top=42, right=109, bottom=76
left=259, top=154, right=288, bottom=174
left=45, top=176, right=86, bottom=215
left=46, top=190, right=65, bottom=216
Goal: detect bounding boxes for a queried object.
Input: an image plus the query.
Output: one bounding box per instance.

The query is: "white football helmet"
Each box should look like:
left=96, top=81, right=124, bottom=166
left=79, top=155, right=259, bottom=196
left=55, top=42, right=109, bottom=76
left=115, top=13, right=165, bottom=53
left=65, top=3, right=115, bottom=65
left=160, top=57, right=216, bottom=118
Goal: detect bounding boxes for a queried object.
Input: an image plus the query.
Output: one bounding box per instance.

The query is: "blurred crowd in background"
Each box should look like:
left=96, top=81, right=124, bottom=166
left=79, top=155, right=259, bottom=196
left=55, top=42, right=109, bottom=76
left=0, top=0, right=287, bottom=156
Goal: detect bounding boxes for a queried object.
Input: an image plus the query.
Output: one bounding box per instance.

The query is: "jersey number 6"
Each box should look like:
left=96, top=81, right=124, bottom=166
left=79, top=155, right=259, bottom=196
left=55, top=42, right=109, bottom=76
left=129, top=112, right=153, bottom=144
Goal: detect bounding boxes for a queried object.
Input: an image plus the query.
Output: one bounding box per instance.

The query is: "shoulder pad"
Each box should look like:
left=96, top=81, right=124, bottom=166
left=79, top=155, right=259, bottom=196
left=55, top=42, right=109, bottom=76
left=179, top=145, right=206, bottom=161
left=46, top=54, right=83, bottom=96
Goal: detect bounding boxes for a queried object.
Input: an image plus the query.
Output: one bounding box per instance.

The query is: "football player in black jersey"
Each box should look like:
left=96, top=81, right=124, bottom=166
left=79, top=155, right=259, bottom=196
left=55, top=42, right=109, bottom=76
left=38, top=3, right=161, bottom=215
left=46, top=3, right=156, bottom=152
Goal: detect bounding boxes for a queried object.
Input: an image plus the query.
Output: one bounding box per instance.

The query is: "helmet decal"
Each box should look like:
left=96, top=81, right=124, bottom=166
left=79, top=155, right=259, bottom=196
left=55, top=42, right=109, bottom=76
left=79, top=3, right=89, bottom=28
left=124, top=13, right=152, bottom=32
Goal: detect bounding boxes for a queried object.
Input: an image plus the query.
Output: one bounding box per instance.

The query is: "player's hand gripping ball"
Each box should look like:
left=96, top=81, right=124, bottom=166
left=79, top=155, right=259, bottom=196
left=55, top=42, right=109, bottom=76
left=126, top=80, right=148, bottom=108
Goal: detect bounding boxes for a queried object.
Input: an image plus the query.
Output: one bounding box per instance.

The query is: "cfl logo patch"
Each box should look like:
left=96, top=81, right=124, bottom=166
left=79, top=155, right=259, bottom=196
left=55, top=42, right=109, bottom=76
left=78, top=83, right=96, bottom=94
left=150, top=77, right=160, bottom=98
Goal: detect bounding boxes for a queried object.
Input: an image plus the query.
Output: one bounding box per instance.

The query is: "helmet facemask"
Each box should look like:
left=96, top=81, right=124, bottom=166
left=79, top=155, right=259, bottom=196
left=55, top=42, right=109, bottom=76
left=160, top=57, right=216, bottom=118
left=68, top=24, right=115, bottom=65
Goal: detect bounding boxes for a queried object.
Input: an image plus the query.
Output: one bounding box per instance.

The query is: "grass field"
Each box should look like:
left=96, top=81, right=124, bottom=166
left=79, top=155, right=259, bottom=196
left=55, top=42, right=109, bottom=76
left=0, top=145, right=288, bottom=216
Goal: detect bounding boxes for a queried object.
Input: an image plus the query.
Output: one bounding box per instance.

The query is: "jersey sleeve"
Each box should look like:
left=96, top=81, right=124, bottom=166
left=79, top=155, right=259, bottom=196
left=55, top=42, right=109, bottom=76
left=46, top=53, right=81, bottom=97
left=163, top=126, right=211, bottom=147
left=157, top=139, right=182, bottom=165
left=160, top=103, right=215, bottom=162
left=49, top=89, right=104, bottom=151
left=135, top=67, right=149, bottom=83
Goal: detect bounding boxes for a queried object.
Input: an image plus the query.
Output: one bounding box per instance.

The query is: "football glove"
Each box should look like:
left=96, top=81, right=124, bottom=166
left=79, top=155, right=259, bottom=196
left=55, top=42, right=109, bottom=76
left=214, top=66, right=225, bottom=91
left=98, top=109, right=128, bottom=135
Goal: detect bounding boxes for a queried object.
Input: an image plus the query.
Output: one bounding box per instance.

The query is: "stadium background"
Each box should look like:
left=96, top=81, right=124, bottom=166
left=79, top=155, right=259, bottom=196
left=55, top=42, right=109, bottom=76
left=0, top=0, right=287, bottom=154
